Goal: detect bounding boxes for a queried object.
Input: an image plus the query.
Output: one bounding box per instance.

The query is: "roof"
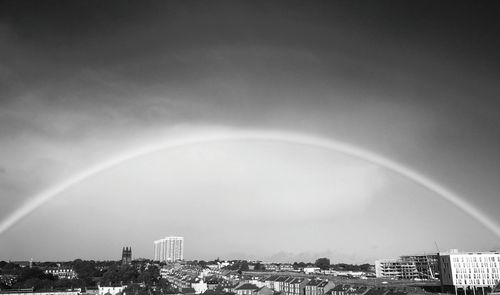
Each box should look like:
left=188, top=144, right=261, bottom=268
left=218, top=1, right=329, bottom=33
left=318, top=281, right=331, bottom=288
left=182, top=288, right=197, bottom=294
left=364, top=289, right=388, bottom=295
left=203, top=290, right=227, bottom=295
left=289, top=278, right=307, bottom=284
left=235, top=284, right=260, bottom=291
left=347, top=286, right=368, bottom=294
left=265, top=275, right=280, bottom=281
left=331, top=285, right=349, bottom=291
left=439, top=250, right=500, bottom=256
left=306, top=279, right=322, bottom=286
left=276, top=276, right=290, bottom=282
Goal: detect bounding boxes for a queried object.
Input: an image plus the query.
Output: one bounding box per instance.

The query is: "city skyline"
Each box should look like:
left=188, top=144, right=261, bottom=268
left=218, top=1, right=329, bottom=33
left=1, top=1, right=500, bottom=263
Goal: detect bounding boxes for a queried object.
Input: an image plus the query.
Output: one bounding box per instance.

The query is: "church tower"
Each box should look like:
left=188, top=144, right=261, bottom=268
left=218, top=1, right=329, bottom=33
left=121, top=247, right=132, bottom=265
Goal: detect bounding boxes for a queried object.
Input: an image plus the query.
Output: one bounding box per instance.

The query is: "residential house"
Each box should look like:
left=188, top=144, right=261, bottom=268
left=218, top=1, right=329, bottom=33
left=286, top=278, right=310, bottom=295
left=326, top=285, right=351, bottom=295
left=235, top=284, right=260, bottom=295
left=98, top=284, right=126, bottom=295
left=275, top=277, right=292, bottom=292
left=346, top=286, right=368, bottom=295
left=255, top=287, right=273, bottom=295
left=305, top=280, right=334, bottom=295
left=363, top=288, right=389, bottom=295
left=181, top=288, right=197, bottom=295
left=263, top=276, right=280, bottom=290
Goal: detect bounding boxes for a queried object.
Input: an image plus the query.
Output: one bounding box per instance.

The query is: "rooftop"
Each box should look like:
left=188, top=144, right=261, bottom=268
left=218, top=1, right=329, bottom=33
left=235, top=284, right=260, bottom=291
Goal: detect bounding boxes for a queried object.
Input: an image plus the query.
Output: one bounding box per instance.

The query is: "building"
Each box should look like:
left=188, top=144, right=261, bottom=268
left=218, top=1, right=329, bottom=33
left=285, top=278, right=310, bottom=295
left=490, top=281, right=500, bottom=295
left=400, top=254, right=439, bottom=279
left=375, top=259, right=419, bottom=279
left=305, top=279, right=334, bottom=295
left=44, top=267, right=77, bottom=279
left=98, top=285, right=126, bottom=295
left=0, top=291, right=79, bottom=295
left=326, top=284, right=351, bottom=295
left=303, top=267, right=321, bottom=274
left=233, top=284, right=272, bottom=295
left=376, top=253, right=439, bottom=280
left=122, top=247, right=132, bottom=265
left=439, top=249, right=500, bottom=295
left=154, top=236, right=184, bottom=262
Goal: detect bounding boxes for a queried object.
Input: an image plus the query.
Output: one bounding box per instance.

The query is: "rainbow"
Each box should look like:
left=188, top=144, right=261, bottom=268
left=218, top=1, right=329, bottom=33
left=1, top=128, right=499, bottom=237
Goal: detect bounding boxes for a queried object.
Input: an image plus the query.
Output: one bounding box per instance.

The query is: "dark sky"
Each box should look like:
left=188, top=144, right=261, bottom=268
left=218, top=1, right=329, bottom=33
left=1, top=1, right=500, bottom=262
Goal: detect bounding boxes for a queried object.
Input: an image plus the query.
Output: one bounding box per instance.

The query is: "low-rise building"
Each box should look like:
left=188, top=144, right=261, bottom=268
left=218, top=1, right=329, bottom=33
left=285, top=277, right=309, bottom=295
left=326, top=284, right=350, bottom=295
left=0, top=291, right=79, bottom=295
left=263, top=276, right=280, bottom=290
left=363, top=288, right=389, bottom=295
left=235, top=284, right=260, bottom=295
left=346, top=286, right=368, bottom=295
left=305, top=279, right=334, bottom=295
left=44, top=268, right=77, bottom=280
left=303, top=268, right=321, bottom=275
left=275, top=277, right=292, bottom=292
left=98, top=285, right=127, bottom=295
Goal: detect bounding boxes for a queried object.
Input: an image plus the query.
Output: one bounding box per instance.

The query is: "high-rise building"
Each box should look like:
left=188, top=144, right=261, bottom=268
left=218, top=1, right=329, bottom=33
left=154, top=236, right=184, bottom=262
left=439, top=249, right=500, bottom=295
left=122, top=247, right=132, bottom=265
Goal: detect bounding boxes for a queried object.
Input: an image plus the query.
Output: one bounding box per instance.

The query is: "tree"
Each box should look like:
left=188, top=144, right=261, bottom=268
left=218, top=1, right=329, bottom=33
left=239, top=261, right=249, bottom=271
left=314, top=258, right=330, bottom=270
left=100, top=264, right=138, bottom=285
left=137, top=265, right=159, bottom=287
left=254, top=262, right=265, bottom=271
left=72, top=259, right=100, bottom=287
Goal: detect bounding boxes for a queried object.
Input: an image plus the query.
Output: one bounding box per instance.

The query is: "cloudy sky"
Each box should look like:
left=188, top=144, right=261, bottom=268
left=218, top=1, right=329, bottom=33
left=1, top=1, right=500, bottom=263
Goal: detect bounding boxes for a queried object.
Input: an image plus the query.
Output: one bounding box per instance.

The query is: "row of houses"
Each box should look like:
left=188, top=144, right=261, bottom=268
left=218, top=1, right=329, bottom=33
left=43, top=268, right=77, bottom=280
left=242, top=275, right=333, bottom=295
left=162, top=271, right=208, bottom=294
left=195, top=283, right=425, bottom=295
left=162, top=271, right=338, bottom=295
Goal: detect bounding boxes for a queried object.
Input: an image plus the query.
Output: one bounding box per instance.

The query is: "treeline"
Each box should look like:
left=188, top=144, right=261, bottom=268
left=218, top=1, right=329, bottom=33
left=0, top=259, right=161, bottom=291
left=188, top=258, right=372, bottom=272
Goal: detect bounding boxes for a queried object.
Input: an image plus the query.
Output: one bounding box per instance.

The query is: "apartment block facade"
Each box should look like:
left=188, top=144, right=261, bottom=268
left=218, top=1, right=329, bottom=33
left=154, top=236, right=184, bottom=262
left=439, top=250, right=500, bottom=294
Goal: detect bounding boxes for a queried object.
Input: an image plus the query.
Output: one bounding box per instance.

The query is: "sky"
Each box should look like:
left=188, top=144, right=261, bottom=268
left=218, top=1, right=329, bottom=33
left=1, top=1, right=500, bottom=263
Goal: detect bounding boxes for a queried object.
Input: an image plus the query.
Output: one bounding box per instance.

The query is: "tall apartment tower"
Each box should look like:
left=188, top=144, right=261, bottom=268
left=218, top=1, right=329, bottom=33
left=153, top=236, right=184, bottom=262
left=121, top=247, right=132, bottom=265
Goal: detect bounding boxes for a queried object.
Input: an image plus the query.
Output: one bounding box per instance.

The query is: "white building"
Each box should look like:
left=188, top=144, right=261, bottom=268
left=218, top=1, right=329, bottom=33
left=303, top=267, right=321, bottom=274
left=44, top=268, right=77, bottom=279
left=439, top=249, right=500, bottom=294
left=98, top=285, right=126, bottom=295
left=154, top=236, right=184, bottom=262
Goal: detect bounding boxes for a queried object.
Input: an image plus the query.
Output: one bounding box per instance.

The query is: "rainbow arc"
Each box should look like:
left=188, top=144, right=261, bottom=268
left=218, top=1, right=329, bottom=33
left=1, top=129, right=498, bottom=238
